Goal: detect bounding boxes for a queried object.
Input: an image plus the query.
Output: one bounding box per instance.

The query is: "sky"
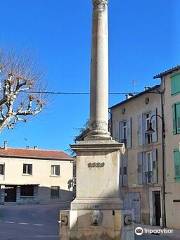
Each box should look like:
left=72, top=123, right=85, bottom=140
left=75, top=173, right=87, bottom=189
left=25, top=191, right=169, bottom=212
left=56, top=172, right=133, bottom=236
left=0, top=0, right=179, bottom=153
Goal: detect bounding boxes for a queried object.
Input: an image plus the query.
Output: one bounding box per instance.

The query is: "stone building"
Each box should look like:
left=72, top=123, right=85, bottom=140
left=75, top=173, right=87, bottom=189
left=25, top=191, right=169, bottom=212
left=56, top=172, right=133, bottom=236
left=0, top=146, right=74, bottom=204
left=110, top=65, right=180, bottom=229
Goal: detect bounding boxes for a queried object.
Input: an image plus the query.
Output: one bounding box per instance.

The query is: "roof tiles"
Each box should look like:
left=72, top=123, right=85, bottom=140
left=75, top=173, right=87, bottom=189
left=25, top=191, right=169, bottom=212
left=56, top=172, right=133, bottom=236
left=0, top=148, right=73, bottom=161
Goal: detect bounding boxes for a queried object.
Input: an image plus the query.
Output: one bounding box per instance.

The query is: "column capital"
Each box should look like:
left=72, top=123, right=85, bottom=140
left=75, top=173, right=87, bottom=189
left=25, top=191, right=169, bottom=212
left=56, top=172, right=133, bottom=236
left=93, top=0, right=108, bottom=11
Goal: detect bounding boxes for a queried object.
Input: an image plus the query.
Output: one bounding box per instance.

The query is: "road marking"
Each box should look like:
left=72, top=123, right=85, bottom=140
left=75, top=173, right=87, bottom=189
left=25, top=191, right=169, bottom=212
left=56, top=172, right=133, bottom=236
left=33, top=223, right=44, bottom=226
left=4, top=221, right=15, bottom=224
left=18, top=222, right=29, bottom=225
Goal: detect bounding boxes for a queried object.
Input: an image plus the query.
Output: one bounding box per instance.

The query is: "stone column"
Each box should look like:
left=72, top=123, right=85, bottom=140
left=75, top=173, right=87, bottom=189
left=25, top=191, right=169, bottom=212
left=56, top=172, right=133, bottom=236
left=60, top=1, right=135, bottom=239
left=88, top=0, right=110, bottom=139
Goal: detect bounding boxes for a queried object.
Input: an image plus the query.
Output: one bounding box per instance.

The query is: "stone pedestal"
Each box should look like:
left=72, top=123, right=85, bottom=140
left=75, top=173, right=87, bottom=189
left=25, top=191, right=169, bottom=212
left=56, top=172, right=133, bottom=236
left=60, top=140, right=134, bottom=240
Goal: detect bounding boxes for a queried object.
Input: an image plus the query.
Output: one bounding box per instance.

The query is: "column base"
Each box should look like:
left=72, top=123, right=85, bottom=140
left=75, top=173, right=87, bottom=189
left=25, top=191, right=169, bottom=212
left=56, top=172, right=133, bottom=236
left=85, top=129, right=112, bottom=140
left=71, top=197, right=122, bottom=210
left=60, top=209, right=135, bottom=240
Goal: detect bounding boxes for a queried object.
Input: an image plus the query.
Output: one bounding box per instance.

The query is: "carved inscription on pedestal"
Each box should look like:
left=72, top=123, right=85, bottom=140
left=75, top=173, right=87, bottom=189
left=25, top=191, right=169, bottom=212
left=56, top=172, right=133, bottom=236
left=88, top=162, right=105, bottom=168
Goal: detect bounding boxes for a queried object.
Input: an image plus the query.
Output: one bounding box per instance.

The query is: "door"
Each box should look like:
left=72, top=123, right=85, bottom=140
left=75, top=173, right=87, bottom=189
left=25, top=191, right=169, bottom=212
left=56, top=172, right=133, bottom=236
left=5, top=185, right=17, bottom=202
left=123, top=192, right=141, bottom=223
left=153, top=191, right=161, bottom=226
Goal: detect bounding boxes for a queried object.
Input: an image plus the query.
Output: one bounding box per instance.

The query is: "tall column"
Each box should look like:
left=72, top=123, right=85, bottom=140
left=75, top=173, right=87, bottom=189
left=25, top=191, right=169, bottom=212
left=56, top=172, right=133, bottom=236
left=88, top=0, right=110, bottom=139
left=60, top=0, right=135, bottom=239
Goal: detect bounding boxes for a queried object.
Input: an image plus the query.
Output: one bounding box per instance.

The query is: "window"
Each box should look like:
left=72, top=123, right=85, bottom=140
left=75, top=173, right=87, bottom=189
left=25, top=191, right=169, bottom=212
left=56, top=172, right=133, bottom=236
left=20, top=185, right=34, bottom=196
left=123, top=166, right=127, bottom=175
left=119, top=121, right=127, bottom=144
left=0, top=164, right=5, bottom=175
left=145, top=152, right=153, bottom=184
left=51, top=165, right=60, bottom=176
left=137, top=149, right=158, bottom=185
left=122, top=121, right=127, bottom=141
left=174, top=149, right=180, bottom=182
left=23, top=164, right=32, bottom=175
left=171, top=73, right=180, bottom=95
left=120, top=154, right=128, bottom=187
left=119, top=119, right=132, bottom=148
left=145, top=113, right=152, bottom=144
left=138, top=110, right=158, bottom=146
left=172, top=103, right=180, bottom=135
left=51, top=186, right=60, bottom=199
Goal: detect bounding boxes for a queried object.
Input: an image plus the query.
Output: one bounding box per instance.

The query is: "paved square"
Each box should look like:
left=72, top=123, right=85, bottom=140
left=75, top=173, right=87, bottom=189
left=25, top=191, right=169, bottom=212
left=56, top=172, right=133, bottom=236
left=0, top=204, right=69, bottom=240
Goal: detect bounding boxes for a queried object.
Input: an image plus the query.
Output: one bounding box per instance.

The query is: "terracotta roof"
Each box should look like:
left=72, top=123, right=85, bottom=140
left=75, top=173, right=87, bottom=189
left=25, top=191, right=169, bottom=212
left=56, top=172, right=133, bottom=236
left=0, top=148, right=73, bottom=161
left=154, top=65, right=180, bottom=79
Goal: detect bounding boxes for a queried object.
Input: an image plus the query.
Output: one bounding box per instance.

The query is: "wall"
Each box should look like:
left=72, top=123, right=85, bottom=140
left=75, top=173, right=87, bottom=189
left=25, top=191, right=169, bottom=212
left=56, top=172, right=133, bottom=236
left=0, top=157, right=73, bottom=203
left=111, top=90, right=163, bottom=225
left=163, top=71, right=180, bottom=229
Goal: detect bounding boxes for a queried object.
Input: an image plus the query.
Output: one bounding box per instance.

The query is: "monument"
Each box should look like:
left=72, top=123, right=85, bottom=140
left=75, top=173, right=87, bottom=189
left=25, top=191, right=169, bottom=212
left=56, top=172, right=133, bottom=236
left=60, top=1, right=134, bottom=239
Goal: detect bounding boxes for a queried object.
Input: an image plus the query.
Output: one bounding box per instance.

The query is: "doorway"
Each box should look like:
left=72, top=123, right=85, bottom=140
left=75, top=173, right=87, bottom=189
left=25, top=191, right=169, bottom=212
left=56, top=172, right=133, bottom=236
left=123, top=192, right=141, bottom=223
left=153, top=191, right=161, bottom=226
left=5, top=185, right=17, bottom=202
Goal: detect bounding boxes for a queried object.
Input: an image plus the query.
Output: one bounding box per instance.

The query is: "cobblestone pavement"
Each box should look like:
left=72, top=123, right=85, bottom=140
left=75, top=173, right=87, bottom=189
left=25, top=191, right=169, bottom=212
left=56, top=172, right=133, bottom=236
left=0, top=203, right=69, bottom=240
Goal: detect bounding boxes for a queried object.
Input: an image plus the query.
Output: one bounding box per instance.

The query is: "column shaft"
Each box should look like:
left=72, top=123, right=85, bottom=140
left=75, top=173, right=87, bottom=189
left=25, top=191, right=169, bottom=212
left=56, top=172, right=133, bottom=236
left=89, top=0, right=109, bottom=138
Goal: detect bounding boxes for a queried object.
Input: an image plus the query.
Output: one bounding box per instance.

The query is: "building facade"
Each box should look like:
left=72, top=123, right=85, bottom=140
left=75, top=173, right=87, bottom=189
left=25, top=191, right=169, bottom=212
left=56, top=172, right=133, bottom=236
left=110, top=66, right=180, bottom=229
left=154, top=66, right=180, bottom=229
left=0, top=147, right=74, bottom=204
left=110, top=85, right=163, bottom=225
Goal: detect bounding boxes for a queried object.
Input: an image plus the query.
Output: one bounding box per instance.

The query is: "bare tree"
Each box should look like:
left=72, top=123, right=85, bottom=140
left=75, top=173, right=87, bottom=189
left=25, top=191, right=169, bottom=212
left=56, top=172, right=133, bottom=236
left=0, top=50, right=45, bottom=132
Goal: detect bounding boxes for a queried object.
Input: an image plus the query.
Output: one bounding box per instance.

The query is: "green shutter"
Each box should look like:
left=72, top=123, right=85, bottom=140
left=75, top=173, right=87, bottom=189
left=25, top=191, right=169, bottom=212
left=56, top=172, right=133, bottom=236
left=171, top=73, right=180, bottom=95
left=172, top=104, right=177, bottom=134
left=174, top=150, right=180, bottom=182
left=176, top=103, right=180, bottom=133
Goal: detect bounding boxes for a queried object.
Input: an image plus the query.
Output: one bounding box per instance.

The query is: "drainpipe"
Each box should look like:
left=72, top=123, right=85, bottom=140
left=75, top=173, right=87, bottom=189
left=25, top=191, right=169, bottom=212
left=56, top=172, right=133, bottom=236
left=160, top=80, right=166, bottom=228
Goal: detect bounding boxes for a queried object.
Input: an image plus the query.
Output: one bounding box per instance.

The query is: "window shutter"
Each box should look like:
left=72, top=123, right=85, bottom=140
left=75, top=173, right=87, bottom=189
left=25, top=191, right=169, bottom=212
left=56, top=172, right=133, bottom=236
left=142, top=114, right=146, bottom=145
left=152, top=149, right=158, bottom=183
left=172, top=104, right=177, bottom=135
left=171, top=75, right=176, bottom=95
left=174, top=150, right=180, bottom=182
left=151, top=109, right=158, bottom=143
left=123, top=170, right=128, bottom=186
left=119, top=121, right=123, bottom=142
left=137, top=152, right=143, bottom=185
left=176, top=103, right=180, bottom=134
left=55, top=166, right=60, bottom=176
left=119, top=155, right=123, bottom=186
left=113, top=120, right=119, bottom=141
left=171, top=73, right=180, bottom=95
left=122, top=154, right=128, bottom=186
left=137, top=115, right=143, bottom=146
left=142, top=153, right=148, bottom=184
left=112, top=120, right=115, bottom=138
left=127, top=118, right=132, bottom=148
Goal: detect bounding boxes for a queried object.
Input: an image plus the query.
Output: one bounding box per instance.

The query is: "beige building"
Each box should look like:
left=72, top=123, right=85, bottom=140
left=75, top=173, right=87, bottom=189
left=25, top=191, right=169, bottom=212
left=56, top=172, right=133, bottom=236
left=110, top=65, right=180, bottom=229
left=110, top=85, right=163, bottom=226
left=154, top=66, right=180, bottom=229
left=0, top=146, right=74, bottom=204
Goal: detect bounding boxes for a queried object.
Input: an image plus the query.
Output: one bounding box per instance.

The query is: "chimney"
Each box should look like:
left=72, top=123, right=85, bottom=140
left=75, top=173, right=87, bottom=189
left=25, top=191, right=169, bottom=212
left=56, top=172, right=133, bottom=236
left=4, top=141, right=8, bottom=149
left=125, top=93, right=134, bottom=100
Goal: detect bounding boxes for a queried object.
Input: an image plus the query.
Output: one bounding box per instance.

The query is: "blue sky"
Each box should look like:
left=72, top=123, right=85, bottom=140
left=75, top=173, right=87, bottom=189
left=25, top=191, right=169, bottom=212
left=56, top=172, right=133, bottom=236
left=0, top=0, right=179, bottom=152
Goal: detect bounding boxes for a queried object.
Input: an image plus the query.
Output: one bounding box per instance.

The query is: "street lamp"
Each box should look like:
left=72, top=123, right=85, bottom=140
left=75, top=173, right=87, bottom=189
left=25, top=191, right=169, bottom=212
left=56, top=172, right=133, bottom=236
left=146, top=112, right=166, bottom=228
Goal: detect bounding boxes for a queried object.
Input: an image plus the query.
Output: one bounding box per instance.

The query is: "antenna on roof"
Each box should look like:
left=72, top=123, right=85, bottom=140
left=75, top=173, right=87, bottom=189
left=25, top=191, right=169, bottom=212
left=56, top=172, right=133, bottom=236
left=3, top=141, right=8, bottom=149
left=132, top=80, right=137, bottom=94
